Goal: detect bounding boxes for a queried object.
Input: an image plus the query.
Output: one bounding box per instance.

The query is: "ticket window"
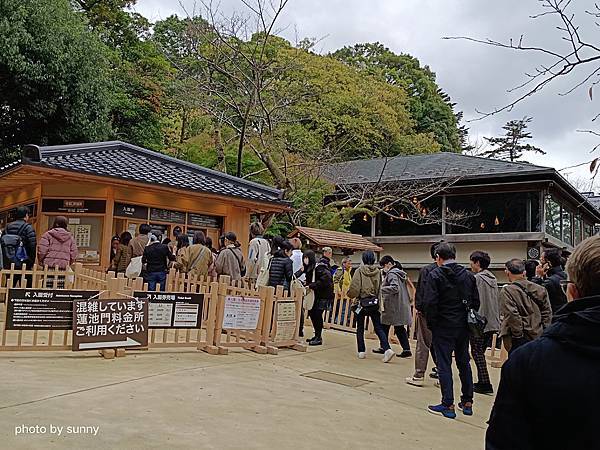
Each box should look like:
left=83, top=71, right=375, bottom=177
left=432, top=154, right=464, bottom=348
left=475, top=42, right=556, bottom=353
left=187, top=227, right=220, bottom=246
left=45, top=215, right=104, bottom=265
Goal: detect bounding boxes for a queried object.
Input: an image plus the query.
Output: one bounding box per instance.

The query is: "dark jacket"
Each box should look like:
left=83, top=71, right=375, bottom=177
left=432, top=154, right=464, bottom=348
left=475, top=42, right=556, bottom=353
left=3, top=219, right=37, bottom=267
left=268, top=251, right=293, bottom=290
left=309, top=257, right=334, bottom=310
left=533, top=266, right=567, bottom=313
left=142, top=243, right=175, bottom=274
left=486, top=296, right=600, bottom=450
left=415, top=262, right=438, bottom=312
left=422, top=262, right=480, bottom=329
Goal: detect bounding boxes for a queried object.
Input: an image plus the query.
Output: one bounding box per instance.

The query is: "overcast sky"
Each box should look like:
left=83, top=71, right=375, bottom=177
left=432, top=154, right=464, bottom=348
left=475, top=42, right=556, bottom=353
left=135, top=0, right=599, bottom=189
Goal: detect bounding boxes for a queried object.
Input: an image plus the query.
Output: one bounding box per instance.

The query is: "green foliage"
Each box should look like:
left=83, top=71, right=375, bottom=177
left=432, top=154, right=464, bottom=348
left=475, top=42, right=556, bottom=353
left=0, top=0, right=112, bottom=161
left=483, top=117, right=545, bottom=162
left=332, top=43, right=464, bottom=153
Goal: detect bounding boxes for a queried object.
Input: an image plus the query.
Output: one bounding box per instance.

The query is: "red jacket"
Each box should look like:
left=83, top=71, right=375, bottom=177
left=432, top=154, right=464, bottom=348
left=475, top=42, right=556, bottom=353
left=38, top=228, right=78, bottom=270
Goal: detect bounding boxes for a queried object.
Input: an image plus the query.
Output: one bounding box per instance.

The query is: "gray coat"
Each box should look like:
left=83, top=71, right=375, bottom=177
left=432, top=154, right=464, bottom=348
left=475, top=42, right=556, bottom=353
left=380, top=268, right=412, bottom=326
left=475, top=269, right=500, bottom=333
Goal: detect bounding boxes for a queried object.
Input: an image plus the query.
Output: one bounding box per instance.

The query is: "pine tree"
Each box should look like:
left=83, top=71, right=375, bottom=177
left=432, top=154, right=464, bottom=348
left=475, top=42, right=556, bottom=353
left=482, top=117, right=545, bottom=162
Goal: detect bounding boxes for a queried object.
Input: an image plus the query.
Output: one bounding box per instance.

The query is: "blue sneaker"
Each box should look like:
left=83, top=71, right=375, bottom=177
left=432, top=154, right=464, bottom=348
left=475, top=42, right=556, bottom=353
left=427, top=403, right=456, bottom=419
left=458, top=402, right=473, bottom=416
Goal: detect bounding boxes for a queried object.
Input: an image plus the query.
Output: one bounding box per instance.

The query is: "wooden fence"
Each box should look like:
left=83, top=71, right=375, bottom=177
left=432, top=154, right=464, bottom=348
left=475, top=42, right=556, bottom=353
left=0, top=264, right=305, bottom=357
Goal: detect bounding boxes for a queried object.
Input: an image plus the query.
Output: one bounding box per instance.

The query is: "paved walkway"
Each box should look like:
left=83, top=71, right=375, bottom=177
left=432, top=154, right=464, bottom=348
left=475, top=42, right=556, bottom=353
left=0, top=329, right=498, bottom=449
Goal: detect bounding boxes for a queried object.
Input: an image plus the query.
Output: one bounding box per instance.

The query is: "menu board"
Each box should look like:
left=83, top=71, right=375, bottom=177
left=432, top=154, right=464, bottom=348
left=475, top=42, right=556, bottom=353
left=187, top=213, right=222, bottom=229
left=150, top=208, right=186, bottom=224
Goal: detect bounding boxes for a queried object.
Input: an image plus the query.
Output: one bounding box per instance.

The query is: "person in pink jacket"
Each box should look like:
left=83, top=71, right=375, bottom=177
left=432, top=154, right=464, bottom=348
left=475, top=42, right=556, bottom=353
left=37, top=216, right=78, bottom=269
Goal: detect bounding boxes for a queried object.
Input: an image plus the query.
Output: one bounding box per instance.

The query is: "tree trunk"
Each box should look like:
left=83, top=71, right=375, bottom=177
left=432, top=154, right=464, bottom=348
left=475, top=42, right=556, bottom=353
left=179, top=107, right=188, bottom=144
left=213, top=126, right=226, bottom=172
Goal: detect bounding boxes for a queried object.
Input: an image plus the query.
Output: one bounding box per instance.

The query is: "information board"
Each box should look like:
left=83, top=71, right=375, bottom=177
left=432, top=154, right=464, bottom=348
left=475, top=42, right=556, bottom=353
left=113, top=203, right=149, bottom=220
left=134, top=292, right=204, bottom=328
left=149, top=208, right=186, bottom=224
left=72, top=298, right=148, bottom=351
left=5, top=289, right=99, bottom=330
left=274, top=301, right=297, bottom=341
left=222, top=296, right=261, bottom=330
left=42, top=199, right=106, bottom=214
left=187, top=213, right=222, bottom=229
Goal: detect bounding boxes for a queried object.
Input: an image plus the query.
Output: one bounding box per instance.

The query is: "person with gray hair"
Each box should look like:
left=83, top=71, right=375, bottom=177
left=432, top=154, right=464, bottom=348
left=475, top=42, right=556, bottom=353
left=499, top=258, right=552, bottom=355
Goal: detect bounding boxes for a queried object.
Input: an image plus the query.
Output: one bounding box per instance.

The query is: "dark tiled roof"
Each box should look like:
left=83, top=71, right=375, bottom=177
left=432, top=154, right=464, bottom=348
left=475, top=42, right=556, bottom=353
left=324, top=152, right=553, bottom=184
left=17, top=141, right=285, bottom=205
left=289, top=226, right=383, bottom=252
left=586, top=195, right=600, bottom=212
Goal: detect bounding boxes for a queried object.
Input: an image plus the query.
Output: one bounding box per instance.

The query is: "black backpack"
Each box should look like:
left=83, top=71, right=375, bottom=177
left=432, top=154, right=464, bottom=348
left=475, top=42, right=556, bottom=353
left=0, top=223, right=29, bottom=269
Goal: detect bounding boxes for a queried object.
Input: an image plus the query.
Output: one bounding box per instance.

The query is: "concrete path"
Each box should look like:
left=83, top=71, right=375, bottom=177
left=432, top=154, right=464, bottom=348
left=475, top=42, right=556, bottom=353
left=0, top=329, right=498, bottom=449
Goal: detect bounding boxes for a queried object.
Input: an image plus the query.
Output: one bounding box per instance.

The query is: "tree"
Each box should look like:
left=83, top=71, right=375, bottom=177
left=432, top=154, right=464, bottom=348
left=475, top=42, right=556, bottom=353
left=332, top=43, right=467, bottom=153
left=0, top=0, right=113, bottom=165
left=445, top=0, right=600, bottom=175
left=482, top=117, right=545, bottom=162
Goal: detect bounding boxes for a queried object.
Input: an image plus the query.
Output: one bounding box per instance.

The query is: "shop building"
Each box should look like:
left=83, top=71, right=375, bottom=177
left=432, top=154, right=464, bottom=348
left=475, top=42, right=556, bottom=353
left=0, top=141, right=287, bottom=269
left=325, top=153, right=600, bottom=280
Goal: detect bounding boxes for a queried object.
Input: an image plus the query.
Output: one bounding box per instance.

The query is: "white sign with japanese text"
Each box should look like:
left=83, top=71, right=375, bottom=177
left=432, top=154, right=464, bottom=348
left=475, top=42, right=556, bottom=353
left=222, top=296, right=261, bottom=330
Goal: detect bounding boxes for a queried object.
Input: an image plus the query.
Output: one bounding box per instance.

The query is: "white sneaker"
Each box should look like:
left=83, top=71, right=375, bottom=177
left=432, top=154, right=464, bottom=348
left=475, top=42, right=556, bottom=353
left=383, top=349, right=395, bottom=363
left=358, top=352, right=366, bottom=359
left=435, top=380, right=440, bottom=388
left=405, top=376, right=424, bottom=387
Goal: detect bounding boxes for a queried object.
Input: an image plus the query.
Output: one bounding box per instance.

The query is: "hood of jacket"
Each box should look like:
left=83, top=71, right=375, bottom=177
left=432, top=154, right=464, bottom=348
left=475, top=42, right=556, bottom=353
left=47, top=227, right=72, bottom=243
left=386, top=267, right=407, bottom=281
left=476, top=269, right=497, bottom=287
left=359, top=264, right=381, bottom=280
left=543, top=296, right=600, bottom=358
left=439, top=262, right=468, bottom=282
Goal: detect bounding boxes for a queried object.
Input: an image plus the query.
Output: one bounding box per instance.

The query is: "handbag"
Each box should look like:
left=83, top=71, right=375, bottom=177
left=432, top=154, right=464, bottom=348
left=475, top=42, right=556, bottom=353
left=464, top=299, right=487, bottom=338
left=351, top=271, right=379, bottom=313
left=125, top=256, right=143, bottom=279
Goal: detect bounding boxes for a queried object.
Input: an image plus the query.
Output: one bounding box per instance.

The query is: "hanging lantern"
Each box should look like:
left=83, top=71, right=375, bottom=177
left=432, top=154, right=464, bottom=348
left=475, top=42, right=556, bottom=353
left=412, top=197, right=418, bottom=204
left=363, top=214, right=368, bottom=222
left=480, top=222, right=486, bottom=229
left=494, top=216, right=500, bottom=226
left=400, top=212, right=405, bottom=219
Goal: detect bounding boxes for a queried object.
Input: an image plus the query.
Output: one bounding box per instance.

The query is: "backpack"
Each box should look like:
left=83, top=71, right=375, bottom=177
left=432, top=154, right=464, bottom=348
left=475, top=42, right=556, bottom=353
left=0, top=223, right=29, bottom=269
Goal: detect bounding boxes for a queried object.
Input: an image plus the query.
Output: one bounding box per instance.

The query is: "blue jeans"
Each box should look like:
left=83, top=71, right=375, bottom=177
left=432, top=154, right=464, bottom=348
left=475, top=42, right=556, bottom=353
left=146, top=271, right=167, bottom=291
left=432, top=326, right=473, bottom=407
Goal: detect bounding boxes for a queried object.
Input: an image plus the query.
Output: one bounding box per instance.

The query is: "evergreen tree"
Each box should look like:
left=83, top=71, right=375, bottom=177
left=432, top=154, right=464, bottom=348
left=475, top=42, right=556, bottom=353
left=482, top=117, right=545, bottom=162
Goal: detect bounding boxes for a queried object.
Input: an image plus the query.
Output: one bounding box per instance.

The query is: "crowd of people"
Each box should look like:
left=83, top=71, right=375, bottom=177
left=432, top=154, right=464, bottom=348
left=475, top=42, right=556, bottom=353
left=3, top=209, right=600, bottom=447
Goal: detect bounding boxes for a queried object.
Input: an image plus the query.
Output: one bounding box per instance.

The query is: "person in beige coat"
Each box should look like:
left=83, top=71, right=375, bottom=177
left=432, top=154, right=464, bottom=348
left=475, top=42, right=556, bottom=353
left=174, top=231, right=212, bottom=279
left=347, top=250, right=394, bottom=362
left=215, top=232, right=246, bottom=281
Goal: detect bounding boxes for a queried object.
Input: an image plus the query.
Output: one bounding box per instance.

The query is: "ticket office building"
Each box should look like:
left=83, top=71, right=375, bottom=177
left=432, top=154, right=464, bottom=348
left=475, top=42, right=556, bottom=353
left=0, top=141, right=287, bottom=269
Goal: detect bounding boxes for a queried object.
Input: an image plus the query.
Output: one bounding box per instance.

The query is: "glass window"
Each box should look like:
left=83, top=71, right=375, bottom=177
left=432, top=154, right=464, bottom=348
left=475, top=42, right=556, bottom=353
left=562, top=209, right=573, bottom=246
left=375, top=197, right=442, bottom=236
left=349, top=213, right=372, bottom=236
left=447, top=192, right=537, bottom=234
left=574, top=217, right=583, bottom=245
left=545, top=196, right=561, bottom=240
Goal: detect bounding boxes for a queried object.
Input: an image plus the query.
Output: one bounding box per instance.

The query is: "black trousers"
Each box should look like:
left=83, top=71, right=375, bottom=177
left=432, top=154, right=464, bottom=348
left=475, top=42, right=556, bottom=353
left=382, top=324, right=411, bottom=351
left=308, top=308, right=324, bottom=338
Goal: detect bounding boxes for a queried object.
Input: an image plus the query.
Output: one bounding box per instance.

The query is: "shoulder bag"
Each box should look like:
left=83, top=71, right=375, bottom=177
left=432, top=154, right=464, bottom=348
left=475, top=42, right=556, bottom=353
left=229, top=248, right=246, bottom=277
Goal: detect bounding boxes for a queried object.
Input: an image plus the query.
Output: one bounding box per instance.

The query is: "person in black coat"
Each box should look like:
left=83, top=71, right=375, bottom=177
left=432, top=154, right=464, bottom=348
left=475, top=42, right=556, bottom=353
left=1, top=206, right=37, bottom=269
left=487, top=236, right=600, bottom=450
left=143, top=234, right=175, bottom=292
left=533, top=248, right=567, bottom=314
left=422, top=242, right=480, bottom=419
left=268, top=240, right=293, bottom=290
left=305, top=252, right=334, bottom=346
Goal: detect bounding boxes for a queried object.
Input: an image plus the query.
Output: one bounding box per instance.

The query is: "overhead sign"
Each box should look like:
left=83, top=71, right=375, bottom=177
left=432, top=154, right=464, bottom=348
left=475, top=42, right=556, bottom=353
left=5, top=289, right=99, bottom=330
left=72, top=298, right=148, bottom=351
left=113, top=203, right=149, bottom=220
left=187, top=213, right=222, bottom=229
left=222, top=296, right=261, bottom=330
left=134, top=292, right=203, bottom=328
left=42, top=199, right=106, bottom=214
left=274, top=301, right=297, bottom=341
left=150, top=208, right=186, bottom=224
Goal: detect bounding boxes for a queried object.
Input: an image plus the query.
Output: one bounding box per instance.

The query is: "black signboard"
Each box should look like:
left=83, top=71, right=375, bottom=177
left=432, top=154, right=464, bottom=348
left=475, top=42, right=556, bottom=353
left=134, top=291, right=204, bottom=328
left=6, top=289, right=100, bottom=330
left=72, top=298, right=148, bottom=351
left=113, top=203, right=149, bottom=220
left=149, top=208, right=186, bottom=224
left=187, top=213, right=222, bottom=229
left=42, top=199, right=106, bottom=214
